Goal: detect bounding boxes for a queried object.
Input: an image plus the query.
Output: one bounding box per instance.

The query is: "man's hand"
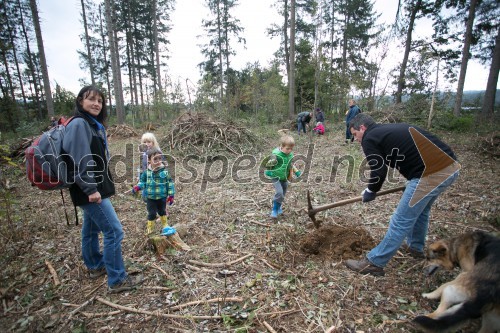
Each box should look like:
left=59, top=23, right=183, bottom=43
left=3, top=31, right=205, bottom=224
left=88, top=192, right=102, bottom=204
left=361, top=188, right=376, bottom=203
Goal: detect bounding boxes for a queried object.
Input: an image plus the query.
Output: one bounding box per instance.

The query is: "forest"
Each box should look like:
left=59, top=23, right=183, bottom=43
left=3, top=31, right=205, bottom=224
left=0, top=0, right=499, bottom=133
left=0, top=0, right=499, bottom=332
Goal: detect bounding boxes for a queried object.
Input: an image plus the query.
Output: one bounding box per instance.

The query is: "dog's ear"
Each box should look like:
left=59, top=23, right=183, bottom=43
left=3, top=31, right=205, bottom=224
left=428, top=242, right=448, bottom=259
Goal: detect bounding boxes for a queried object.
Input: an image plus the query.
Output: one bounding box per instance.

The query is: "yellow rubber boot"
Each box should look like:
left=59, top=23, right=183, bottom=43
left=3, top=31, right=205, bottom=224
left=160, top=215, right=169, bottom=229
left=146, top=220, right=155, bottom=235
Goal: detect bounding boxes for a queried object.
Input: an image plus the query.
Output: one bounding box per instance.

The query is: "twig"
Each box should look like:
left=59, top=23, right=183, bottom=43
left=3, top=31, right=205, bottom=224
left=81, top=310, right=121, bottom=318
left=152, top=262, right=175, bottom=279
left=185, top=264, right=215, bottom=273
left=188, top=253, right=254, bottom=268
left=95, top=296, right=224, bottom=320
left=84, top=280, right=106, bottom=298
left=56, top=296, right=95, bottom=333
left=168, top=297, right=243, bottom=311
left=256, top=308, right=300, bottom=317
left=249, top=220, right=271, bottom=227
left=263, top=320, right=277, bottom=333
left=45, top=260, right=60, bottom=286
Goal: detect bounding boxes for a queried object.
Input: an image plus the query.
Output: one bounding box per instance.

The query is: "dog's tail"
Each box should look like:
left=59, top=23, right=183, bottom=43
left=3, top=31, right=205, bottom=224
left=412, top=299, right=483, bottom=331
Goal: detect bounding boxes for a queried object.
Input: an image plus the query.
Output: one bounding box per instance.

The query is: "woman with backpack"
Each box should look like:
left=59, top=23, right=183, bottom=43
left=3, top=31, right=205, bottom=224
left=62, top=86, right=143, bottom=293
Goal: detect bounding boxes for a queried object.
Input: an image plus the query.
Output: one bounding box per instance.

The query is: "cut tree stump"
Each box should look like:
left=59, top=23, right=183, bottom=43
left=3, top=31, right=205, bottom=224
left=148, top=233, right=191, bottom=255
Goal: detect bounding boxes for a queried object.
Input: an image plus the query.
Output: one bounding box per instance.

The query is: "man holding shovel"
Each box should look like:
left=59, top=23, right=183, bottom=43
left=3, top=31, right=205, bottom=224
left=344, top=114, right=460, bottom=276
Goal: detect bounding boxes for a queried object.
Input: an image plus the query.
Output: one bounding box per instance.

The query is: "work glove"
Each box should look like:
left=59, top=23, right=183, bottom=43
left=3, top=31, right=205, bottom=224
left=167, top=195, right=174, bottom=206
left=132, top=185, right=141, bottom=195
left=361, top=188, right=376, bottom=203
left=265, top=157, right=278, bottom=168
left=293, top=166, right=302, bottom=178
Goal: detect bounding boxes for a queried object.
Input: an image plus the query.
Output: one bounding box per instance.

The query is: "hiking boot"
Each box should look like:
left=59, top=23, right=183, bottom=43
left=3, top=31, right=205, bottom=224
left=108, top=274, right=144, bottom=294
left=345, top=259, right=385, bottom=276
left=407, top=248, right=425, bottom=259
left=88, top=267, right=107, bottom=279
left=401, top=245, right=425, bottom=259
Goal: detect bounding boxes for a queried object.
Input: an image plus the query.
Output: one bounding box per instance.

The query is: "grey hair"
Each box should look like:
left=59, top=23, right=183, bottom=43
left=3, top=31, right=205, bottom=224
left=349, top=114, right=376, bottom=130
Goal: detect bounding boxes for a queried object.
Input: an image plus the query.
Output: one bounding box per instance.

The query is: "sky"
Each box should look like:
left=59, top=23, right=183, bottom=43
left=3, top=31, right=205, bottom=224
left=37, top=0, right=493, bottom=98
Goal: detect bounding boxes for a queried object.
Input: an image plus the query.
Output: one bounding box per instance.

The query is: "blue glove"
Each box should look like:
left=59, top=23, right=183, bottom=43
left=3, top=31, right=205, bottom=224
left=362, top=188, right=376, bottom=202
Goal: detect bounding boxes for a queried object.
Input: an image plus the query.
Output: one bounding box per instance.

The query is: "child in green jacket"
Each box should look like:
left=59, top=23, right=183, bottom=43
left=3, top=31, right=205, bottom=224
left=264, top=135, right=301, bottom=218
left=133, top=147, right=175, bottom=235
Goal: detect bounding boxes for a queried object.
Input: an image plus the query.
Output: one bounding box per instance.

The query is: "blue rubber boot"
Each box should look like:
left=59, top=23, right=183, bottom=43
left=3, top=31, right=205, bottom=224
left=277, top=202, right=283, bottom=215
left=270, top=201, right=280, bottom=218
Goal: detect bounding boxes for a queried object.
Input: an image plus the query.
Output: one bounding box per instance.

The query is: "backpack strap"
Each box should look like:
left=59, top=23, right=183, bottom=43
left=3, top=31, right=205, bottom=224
left=60, top=189, right=79, bottom=225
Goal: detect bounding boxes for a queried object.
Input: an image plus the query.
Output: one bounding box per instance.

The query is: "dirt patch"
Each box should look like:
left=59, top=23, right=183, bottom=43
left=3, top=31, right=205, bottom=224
left=300, top=225, right=376, bottom=259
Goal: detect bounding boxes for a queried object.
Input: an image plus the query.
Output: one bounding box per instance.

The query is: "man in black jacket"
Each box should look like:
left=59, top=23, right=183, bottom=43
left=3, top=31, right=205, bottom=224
left=344, top=114, right=460, bottom=276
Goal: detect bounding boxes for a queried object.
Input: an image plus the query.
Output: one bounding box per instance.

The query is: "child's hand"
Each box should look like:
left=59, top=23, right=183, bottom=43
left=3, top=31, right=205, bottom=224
left=295, top=170, right=302, bottom=177
left=167, top=195, right=174, bottom=205
left=132, top=185, right=141, bottom=194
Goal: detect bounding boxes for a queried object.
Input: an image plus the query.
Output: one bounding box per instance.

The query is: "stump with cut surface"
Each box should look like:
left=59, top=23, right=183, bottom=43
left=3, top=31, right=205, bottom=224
left=148, top=233, right=191, bottom=255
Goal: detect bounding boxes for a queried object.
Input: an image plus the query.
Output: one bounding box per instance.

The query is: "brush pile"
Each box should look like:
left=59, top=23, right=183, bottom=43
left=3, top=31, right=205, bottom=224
left=480, top=131, right=499, bottom=158
left=107, top=124, right=139, bottom=138
left=162, top=112, right=260, bottom=155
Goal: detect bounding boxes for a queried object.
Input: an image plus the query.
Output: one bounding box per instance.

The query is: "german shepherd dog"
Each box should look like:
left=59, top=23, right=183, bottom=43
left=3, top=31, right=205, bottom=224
left=412, top=231, right=500, bottom=333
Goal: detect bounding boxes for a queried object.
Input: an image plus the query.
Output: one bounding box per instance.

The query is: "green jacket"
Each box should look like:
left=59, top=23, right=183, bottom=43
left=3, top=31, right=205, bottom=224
left=264, top=148, right=294, bottom=181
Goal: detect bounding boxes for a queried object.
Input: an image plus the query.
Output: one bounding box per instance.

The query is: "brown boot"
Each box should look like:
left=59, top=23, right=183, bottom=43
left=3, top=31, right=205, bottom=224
left=345, top=258, right=385, bottom=276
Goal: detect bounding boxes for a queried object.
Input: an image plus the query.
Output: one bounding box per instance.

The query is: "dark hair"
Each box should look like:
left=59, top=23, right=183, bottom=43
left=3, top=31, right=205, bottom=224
left=349, top=114, right=376, bottom=130
left=147, top=147, right=162, bottom=159
left=75, top=86, right=107, bottom=125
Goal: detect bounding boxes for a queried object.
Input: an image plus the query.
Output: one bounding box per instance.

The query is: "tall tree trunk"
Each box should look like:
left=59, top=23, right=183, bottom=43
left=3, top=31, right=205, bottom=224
left=453, top=0, right=478, bottom=116
left=29, top=0, right=54, bottom=118
left=480, top=26, right=500, bottom=120
left=104, top=0, right=125, bottom=123
left=428, top=57, right=440, bottom=129
left=2, top=5, right=28, bottom=106
left=288, top=0, right=296, bottom=119
left=98, top=4, right=113, bottom=113
left=152, top=0, right=163, bottom=103
left=284, top=0, right=290, bottom=82
left=217, top=0, right=224, bottom=113
left=18, top=0, right=41, bottom=117
left=395, top=0, right=421, bottom=104
left=81, top=0, right=96, bottom=85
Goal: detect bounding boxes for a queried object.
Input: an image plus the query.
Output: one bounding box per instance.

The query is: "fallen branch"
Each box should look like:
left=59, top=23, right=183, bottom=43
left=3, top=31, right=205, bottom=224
left=151, top=262, right=175, bottom=280
left=263, top=320, right=277, bottom=333
left=168, top=297, right=243, bottom=311
left=56, top=296, right=95, bottom=333
left=81, top=310, right=121, bottom=318
left=45, top=260, right=60, bottom=286
left=95, top=296, right=225, bottom=320
left=188, top=253, right=254, bottom=268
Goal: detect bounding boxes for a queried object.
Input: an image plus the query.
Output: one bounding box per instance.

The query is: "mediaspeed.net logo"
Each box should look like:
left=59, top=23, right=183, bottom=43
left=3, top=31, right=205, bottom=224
left=408, top=127, right=461, bottom=207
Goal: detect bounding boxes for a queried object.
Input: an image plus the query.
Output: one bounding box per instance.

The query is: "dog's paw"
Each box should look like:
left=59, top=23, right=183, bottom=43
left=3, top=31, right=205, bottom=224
left=422, top=292, right=438, bottom=300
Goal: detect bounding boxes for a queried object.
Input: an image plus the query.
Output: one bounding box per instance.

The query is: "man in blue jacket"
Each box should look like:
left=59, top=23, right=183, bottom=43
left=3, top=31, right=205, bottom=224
left=345, top=99, right=361, bottom=144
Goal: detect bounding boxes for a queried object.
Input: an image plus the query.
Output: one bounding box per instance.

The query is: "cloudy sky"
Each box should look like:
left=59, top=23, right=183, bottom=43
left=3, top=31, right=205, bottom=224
left=37, top=0, right=492, bottom=97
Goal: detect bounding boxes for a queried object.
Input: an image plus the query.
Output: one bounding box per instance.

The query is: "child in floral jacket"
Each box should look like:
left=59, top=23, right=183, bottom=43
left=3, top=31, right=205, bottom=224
left=133, top=147, right=175, bottom=235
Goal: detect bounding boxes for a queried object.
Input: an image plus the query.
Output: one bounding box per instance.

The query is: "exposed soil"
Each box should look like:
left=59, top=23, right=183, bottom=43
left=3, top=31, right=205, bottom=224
left=299, top=226, right=376, bottom=258
left=1, top=119, right=498, bottom=333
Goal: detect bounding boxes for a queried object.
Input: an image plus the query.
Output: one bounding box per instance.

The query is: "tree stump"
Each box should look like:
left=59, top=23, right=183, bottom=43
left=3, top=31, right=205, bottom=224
left=148, top=233, right=191, bottom=255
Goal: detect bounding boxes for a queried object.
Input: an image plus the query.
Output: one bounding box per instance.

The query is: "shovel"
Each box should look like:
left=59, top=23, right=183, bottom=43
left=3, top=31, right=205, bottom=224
left=307, top=186, right=406, bottom=228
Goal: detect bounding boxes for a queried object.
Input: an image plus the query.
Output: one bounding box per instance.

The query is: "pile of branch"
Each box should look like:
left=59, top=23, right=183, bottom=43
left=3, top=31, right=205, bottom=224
left=107, top=124, right=139, bottom=138
left=9, top=137, right=34, bottom=158
left=162, top=112, right=259, bottom=155
left=480, top=132, right=499, bottom=158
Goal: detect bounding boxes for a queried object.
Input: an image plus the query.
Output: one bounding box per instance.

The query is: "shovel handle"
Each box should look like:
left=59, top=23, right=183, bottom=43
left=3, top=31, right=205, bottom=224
left=309, top=185, right=406, bottom=214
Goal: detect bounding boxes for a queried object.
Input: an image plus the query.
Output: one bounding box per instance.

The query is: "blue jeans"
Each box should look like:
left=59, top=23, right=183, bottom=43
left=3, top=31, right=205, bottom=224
left=80, top=198, right=127, bottom=286
left=272, top=179, right=288, bottom=203
left=367, top=170, right=459, bottom=268
left=297, top=120, right=307, bottom=134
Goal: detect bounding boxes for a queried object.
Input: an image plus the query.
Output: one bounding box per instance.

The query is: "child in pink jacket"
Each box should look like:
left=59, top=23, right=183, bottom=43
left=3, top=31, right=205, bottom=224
left=313, top=122, right=325, bottom=135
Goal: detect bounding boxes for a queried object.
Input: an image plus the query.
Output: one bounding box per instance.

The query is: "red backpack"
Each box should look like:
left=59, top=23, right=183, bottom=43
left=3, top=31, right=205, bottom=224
left=25, top=116, right=79, bottom=224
